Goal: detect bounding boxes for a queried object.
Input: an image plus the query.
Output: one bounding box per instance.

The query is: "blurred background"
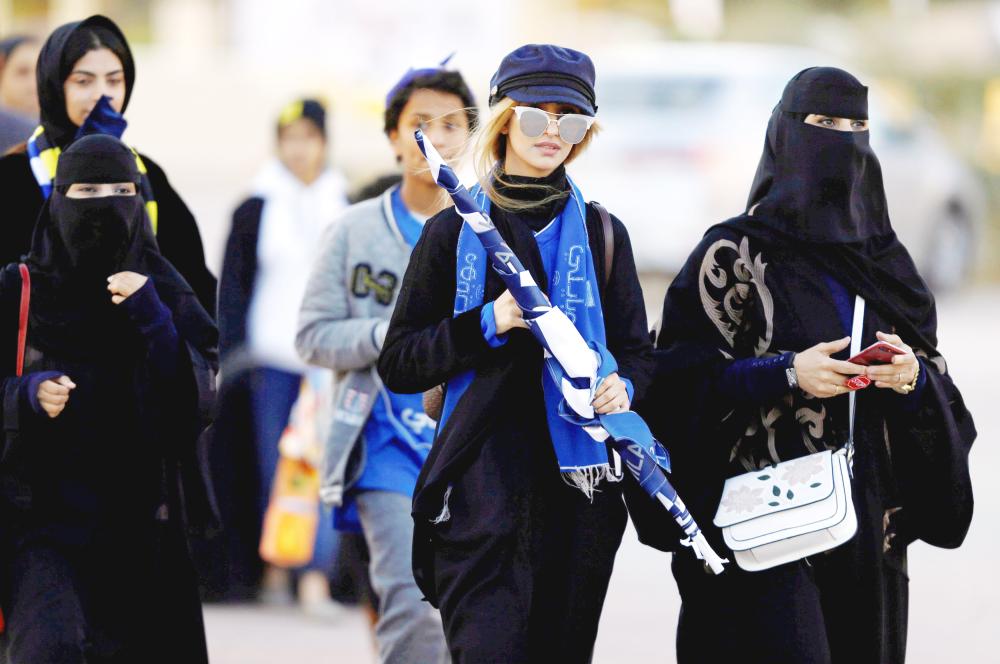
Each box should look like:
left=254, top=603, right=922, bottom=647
left=3, top=0, right=999, bottom=288
left=2, top=0, right=998, bottom=662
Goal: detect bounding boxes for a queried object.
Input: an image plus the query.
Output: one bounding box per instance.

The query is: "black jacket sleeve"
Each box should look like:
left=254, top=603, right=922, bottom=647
left=218, top=197, right=263, bottom=361
left=141, top=154, right=219, bottom=318
left=377, top=209, right=495, bottom=394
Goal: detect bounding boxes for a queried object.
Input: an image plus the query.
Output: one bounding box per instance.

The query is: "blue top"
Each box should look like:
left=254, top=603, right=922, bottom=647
left=390, top=186, right=425, bottom=247
left=355, top=390, right=435, bottom=495
left=480, top=215, right=634, bottom=399
left=353, top=190, right=435, bottom=496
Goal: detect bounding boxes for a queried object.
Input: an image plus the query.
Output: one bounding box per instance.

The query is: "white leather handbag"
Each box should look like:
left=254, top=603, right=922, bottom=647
left=712, top=296, right=866, bottom=572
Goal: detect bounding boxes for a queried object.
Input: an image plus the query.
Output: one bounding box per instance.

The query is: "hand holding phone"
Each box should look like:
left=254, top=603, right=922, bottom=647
left=792, top=337, right=869, bottom=399
left=863, top=332, right=921, bottom=393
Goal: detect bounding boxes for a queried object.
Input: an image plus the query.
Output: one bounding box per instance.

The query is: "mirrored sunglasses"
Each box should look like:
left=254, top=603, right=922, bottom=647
left=512, top=106, right=595, bottom=145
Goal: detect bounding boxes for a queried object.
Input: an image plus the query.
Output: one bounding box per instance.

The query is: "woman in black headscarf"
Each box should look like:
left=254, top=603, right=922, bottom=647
left=0, top=134, right=217, bottom=663
left=0, top=15, right=217, bottom=317
left=639, top=68, right=977, bottom=663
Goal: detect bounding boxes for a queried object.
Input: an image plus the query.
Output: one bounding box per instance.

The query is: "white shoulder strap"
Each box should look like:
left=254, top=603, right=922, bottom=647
left=847, top=295, right=865, bottom=462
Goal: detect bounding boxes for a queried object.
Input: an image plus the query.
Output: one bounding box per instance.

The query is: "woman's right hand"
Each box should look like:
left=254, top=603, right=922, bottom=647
left=36, top=375, right=76, bottom=419
left=494, top=290, right=529, bottom=335
left=793, top=337, right=867, bottom=399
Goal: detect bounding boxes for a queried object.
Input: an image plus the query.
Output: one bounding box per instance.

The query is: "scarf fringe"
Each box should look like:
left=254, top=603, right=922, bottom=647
left=562, top=464, right=617, bottom=501
left=681, top=532, right=729, bottom=575
left=430, top=486, right=453, bottom=524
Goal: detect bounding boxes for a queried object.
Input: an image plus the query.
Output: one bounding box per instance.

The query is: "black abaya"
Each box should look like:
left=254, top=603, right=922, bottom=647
left=0, top=135, right=217, bottom=663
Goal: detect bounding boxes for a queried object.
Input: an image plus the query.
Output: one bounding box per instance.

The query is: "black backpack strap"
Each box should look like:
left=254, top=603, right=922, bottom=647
left=590, top=201, right=614, bottom=294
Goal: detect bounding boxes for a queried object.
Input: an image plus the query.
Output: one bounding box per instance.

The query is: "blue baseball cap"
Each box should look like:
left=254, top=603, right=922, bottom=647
left=488, top=44, right=597, bottom=116
left=385, top=53, right=458, bottom=109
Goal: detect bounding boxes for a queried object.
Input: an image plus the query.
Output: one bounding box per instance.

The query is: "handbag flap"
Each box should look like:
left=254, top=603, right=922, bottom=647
left=713, top=450, right=838, bottom=528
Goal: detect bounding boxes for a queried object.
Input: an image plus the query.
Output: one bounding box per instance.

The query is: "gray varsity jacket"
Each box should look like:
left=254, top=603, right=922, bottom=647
left=296, top=186, right=415, bottom=506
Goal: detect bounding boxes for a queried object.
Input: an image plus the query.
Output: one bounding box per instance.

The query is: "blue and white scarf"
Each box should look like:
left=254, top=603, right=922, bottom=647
left=26, top=95, right=159, bottom=233
left=418, top=131, right=727, bottom=572
left=441, top=178, right=614, bottom=492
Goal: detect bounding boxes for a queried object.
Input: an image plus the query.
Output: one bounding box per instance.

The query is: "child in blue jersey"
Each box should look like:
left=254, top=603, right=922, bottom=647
left=296, top=61, right=475, bottom=664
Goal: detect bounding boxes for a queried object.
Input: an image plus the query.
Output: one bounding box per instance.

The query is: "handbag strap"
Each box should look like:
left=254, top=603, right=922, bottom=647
left=16, top=263, right=30, bottom=377
left=847, top=294, right=865, bottom=471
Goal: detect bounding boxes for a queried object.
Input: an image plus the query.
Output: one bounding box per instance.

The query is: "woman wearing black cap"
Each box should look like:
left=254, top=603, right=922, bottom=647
left=378, top=44, right=653, bottom=662
left=642, top=67, right=976, bottom=662
left=0, top=134, right=217, bottom=662
left=0, top=15, right=217, bottom=317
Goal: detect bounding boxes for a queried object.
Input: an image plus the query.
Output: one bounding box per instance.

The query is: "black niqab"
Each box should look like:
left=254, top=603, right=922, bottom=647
left=35, top=15, right=134, bottom=148
left=736, top=67, right=937, bottom=355
left=746, top=67, right=889, bottom=244
left=25, top=134, right=213, bottom=360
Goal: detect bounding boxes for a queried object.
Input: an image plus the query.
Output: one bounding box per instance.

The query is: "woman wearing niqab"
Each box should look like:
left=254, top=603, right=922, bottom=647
left=0, top=134, right=216, bottom=663
left=638, top=67, right=976, bottom=663
left=0, top=15, right=217, bottom=317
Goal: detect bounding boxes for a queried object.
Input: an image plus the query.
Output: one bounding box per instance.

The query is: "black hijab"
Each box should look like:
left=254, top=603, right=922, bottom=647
left=25, top=134, right=213, bottom=360
left=734, top=67, right=938, bottom=355
left=35, top=15, right=134, bottom=148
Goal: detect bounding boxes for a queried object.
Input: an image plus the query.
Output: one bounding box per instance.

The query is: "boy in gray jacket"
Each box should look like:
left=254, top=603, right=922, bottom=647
left=296, top=62, right=475, bottom=663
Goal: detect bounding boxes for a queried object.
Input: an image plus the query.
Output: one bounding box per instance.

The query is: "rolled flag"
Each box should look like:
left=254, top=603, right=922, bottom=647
left=416, top=130, right=727, bottom=574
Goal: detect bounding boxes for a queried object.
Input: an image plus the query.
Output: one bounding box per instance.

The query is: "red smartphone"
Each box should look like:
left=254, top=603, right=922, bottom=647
left=843, top=341, right=905, bottom=391
left=848, top=341, right=906, bottom=366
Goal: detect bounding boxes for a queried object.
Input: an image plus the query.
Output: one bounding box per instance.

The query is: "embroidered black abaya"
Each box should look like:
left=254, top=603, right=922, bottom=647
left=638, top=68, right=976, bottom=663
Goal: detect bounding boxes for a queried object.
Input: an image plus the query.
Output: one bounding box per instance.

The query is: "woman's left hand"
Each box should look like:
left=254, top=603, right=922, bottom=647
left=107, top=271, right=149, bottom=305
left=865, top=331, right=919, bottom=394
left=592, top=372, right=630, bottom=414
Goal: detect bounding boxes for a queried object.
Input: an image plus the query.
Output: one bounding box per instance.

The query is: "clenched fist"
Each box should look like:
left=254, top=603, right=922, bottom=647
left=107, top=271, right=148, bottom=305
left=37, top=375, right=76, bottom=419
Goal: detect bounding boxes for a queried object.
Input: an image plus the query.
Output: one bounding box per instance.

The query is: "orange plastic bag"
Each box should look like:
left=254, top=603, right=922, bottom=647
left=258, top=374, right=329, bottom=568
left=258, top=451, right=320, bottom=568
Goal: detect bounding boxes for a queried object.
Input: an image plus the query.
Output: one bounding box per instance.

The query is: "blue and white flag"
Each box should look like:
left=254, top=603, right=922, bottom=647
left=416, top=130, right=727, bottom=573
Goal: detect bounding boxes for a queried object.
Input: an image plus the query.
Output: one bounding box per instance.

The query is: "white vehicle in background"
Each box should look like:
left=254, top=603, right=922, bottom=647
left=574, top=42, right=986, bottom=290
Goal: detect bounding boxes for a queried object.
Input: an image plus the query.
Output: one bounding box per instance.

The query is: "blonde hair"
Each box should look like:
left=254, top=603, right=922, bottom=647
left=469, top=97, right=599, bottom=213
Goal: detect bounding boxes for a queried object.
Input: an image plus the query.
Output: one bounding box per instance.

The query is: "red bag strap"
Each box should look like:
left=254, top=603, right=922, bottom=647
left=17, top=263, right=30, bottom=377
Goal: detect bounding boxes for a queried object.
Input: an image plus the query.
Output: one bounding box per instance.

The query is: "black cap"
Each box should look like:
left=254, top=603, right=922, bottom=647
left=278, top=98, right=327, bottom=136
left=489, top=44, right=597, bottom=116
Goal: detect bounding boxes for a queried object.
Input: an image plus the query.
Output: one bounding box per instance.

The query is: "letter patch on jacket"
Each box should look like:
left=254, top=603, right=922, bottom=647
left=351, top=263, right=398, bottom=306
